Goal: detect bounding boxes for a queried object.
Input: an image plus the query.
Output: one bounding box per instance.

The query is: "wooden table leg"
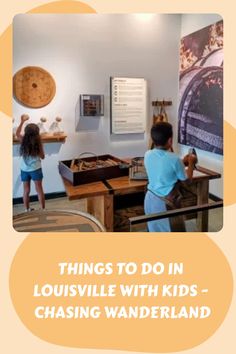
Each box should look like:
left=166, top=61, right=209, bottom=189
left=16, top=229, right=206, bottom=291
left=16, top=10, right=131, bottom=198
left=87, top=195, right=114, bottom=232
left=104, top=194, right=114, bottom=232
left=87, top=196, right=104, bottom=227
left=197, top=180, right=209, bottom=232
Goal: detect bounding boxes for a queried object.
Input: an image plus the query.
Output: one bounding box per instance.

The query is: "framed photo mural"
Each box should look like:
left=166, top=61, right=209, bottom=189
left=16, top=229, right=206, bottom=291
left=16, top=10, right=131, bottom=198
left=178, top=20, right=223, bottom=155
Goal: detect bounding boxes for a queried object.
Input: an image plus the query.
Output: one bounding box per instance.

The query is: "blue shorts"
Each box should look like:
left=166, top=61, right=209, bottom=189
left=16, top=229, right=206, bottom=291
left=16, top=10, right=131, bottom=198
left=21, top=168, right=43, bottom=182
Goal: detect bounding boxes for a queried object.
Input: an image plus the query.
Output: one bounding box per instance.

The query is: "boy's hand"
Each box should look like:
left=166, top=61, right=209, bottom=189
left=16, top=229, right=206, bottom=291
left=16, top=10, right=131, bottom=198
left=183, top=154, right=198, bottom=166
left=184, top=154, right=198, bottom=180
left=21, top=114, right=30, bottom=122
left=188, top=154, right=198, bottom=165
left=183, top=154, right=189, bottom=166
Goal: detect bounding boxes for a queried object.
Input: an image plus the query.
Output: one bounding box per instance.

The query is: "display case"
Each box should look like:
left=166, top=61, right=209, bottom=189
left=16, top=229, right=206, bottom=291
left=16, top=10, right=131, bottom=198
left=80, top=95, right=104, bottom=117
left=129, top=157, right=147, bottom=180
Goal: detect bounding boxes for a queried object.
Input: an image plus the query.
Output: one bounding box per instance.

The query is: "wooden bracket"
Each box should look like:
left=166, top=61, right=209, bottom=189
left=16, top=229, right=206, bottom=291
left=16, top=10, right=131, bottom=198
left=152, top=100, right=172, bottom=107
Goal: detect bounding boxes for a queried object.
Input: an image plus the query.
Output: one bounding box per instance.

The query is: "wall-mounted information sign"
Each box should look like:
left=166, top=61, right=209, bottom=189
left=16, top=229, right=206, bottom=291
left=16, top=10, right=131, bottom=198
left=110, top=77, right=147, bottom=134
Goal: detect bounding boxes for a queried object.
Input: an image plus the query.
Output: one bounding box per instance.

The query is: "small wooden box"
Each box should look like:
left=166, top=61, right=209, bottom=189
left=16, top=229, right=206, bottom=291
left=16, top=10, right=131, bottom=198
left=58, top=154, right=129, bottom=186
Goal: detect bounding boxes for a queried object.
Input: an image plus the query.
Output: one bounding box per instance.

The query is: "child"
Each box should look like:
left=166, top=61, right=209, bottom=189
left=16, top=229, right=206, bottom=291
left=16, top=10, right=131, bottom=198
left=144, top=122, right=196, bottom=232
left=16, top=114, right=45, bottom=212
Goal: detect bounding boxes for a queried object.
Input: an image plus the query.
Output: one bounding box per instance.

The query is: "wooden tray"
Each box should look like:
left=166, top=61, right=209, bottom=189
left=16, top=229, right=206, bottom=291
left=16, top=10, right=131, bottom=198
left=59, top=154, right=129, bottom=186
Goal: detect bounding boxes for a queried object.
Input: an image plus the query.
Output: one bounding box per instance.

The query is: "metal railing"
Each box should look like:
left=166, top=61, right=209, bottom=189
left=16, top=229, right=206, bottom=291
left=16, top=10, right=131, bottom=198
left=129, top=201, right=223, bottom=231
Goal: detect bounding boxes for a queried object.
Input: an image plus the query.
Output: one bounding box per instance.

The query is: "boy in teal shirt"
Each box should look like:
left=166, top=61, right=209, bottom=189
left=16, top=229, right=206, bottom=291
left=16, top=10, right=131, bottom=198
left=144, top=122, right=196, bottom=232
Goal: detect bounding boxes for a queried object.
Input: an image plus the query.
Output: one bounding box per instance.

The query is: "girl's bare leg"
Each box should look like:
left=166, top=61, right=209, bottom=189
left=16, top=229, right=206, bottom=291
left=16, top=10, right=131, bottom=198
left=34, top=180, right=45, bottom=209
left=23, top=181, right=31, bottom=210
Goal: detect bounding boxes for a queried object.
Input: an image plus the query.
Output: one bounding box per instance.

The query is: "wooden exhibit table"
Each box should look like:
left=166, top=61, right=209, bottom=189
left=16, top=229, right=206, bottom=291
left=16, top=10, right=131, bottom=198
left=62, top=165, right=221, bottom=232
left=62, top=179, right=114, bottom=231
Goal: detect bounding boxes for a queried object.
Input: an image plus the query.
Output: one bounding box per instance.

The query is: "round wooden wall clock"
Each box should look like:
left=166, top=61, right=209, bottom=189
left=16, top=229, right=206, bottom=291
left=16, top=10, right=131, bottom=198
left=13, top=66, right=56, bottom=108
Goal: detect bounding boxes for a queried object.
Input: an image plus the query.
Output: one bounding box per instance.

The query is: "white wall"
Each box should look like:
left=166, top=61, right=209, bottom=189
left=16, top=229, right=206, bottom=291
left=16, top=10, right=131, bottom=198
left=181, top=14, right=223, bottom=37
left=179, top=14, right=223, bottom=198
left=13, top=13, right=223, bottom=199
left=13, top=14, right=182, bottom=198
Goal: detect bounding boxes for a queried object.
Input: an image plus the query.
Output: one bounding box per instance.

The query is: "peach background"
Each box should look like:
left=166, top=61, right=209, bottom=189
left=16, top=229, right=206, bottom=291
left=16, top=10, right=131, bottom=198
left=9, top=234, right=233, bottom=352
left=0, top=1, right=236, bottom=354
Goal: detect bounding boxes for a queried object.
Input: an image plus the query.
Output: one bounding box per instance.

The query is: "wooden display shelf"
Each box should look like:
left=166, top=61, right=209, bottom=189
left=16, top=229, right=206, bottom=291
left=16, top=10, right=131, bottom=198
left=13, top=133, right=67, bottom=144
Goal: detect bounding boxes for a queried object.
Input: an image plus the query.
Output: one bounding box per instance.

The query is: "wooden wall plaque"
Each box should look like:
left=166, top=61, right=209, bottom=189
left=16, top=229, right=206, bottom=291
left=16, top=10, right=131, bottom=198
left=13, top=66, right=56, bottom=108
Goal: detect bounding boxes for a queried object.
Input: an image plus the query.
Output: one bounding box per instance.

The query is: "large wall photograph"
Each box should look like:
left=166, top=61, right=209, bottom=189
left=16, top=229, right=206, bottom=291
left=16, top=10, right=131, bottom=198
left=178, top=21, right=223, bottom=155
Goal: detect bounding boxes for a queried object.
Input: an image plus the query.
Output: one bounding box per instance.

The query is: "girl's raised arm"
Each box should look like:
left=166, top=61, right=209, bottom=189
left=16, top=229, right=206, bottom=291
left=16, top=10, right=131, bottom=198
left=16, top=114, right=30, bottom=141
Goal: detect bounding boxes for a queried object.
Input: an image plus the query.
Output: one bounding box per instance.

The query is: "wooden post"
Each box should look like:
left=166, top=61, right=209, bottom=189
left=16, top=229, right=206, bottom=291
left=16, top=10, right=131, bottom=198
left=87, top=195, right=114, bottom=232
left=87, top=196, right=104, bottom=226
left=104, top=195, right=114, bottom=232
left=196, top=180, right=209, bottom=231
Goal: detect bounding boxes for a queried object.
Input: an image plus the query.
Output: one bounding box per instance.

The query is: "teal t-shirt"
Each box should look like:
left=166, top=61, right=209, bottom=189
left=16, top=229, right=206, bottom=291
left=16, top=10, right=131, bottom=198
left=144, top=148, right=187, bottom=197
left=20, top=156, right=41, bottom=172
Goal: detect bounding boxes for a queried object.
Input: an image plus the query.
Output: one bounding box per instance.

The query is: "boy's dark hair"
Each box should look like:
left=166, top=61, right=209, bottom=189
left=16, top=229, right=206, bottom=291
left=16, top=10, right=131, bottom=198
left=151, top=122, right=173, bottom=147
left=20, top=123, right=42, bottom=157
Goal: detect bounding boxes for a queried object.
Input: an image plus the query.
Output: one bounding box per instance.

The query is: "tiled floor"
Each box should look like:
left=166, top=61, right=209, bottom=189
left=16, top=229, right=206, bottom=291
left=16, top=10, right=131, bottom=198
left=13, top=196, right=223, bottom=233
